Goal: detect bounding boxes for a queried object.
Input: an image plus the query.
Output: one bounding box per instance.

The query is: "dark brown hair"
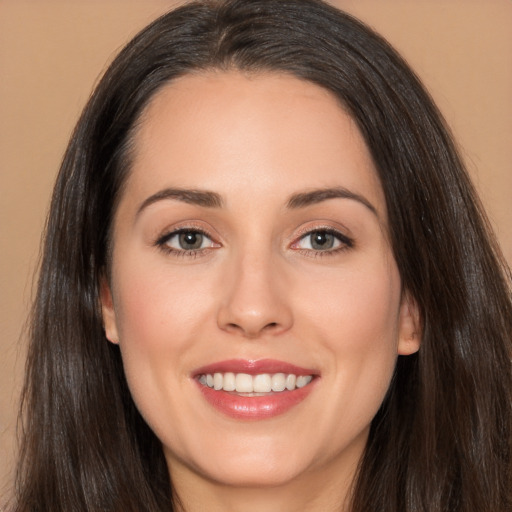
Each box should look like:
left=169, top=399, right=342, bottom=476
left=13, top=0, right=512, bottom=510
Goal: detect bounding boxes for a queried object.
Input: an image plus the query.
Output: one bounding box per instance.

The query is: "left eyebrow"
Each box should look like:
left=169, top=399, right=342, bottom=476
left=286, top=187, right=378, bottom=216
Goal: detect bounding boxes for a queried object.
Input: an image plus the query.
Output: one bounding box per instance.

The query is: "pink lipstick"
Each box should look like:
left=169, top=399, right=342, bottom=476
left=193, top=359, right=318, bottom=420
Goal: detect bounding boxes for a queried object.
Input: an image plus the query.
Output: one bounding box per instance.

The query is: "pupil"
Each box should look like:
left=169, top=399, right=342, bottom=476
left=179, top=232, right=203, bottom=250
left=311, top=232, right=334, bottom=250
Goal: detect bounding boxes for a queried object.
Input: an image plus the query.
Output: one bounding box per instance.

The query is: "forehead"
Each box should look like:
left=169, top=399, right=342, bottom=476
left=124, top=70, right=386, bottom=219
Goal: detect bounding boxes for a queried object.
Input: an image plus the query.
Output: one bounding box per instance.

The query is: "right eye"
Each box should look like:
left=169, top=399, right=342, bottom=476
left=156, top=229, right=219, bottom=255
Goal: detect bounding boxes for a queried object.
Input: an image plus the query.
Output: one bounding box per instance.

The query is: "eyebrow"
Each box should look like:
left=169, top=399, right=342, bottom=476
left=136, top=188, right=223, bottom=217
left=136, top=185, right=377, bottom=217
left=286, top=187, right=378, bottom=216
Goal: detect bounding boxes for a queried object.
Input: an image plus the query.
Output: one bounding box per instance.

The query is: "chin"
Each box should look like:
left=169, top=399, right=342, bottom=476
left=203, top=459, right=306, bottom=488
left=166, top=440, right=312, bottom=489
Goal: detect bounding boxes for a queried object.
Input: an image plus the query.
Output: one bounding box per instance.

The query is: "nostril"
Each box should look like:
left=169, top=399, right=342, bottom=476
left=224, top=321, right=281, bottom=337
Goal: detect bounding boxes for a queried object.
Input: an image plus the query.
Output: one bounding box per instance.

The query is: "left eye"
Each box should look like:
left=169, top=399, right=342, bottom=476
left=163, top=230, right=214, bottom=251
left=295, top=230, right=347, bottom=251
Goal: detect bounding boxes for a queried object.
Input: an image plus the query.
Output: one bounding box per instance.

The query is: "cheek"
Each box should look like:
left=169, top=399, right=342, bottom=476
left=109, top=258, right=223, bottom=456
left=299, top=255, right=401, bottom=350
left=114, top=258, right=214, bottom=342
left=295, top=255, right=401, bottom=417
left=111, top=260, right=216, bottom=402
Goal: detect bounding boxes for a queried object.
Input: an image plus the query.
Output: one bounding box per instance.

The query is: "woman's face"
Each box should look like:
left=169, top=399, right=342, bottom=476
left=101, top=71, right=420, bottom=490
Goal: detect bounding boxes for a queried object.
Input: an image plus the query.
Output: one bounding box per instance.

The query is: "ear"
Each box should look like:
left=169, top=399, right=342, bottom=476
left=99, top=276, right=119, bottom=345
left=397, top=291, right=421, bottom=356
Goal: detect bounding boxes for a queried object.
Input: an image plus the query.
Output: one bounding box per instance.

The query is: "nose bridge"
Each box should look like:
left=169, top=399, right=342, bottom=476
left=217, top=240, right=293, bottom=338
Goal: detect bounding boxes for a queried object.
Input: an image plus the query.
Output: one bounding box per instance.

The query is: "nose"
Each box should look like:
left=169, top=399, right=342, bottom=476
left=216, top=250, right=294, bottom=338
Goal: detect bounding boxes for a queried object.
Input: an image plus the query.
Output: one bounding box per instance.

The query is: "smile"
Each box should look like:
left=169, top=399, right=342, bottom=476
left=198, top=372, right=313, bottom=393
left=193, top=359, right=318, bottom=420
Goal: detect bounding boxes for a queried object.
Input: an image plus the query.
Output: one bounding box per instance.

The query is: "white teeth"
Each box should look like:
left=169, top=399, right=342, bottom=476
left=271, top=373, right=286, bottom=392
left=222, top=372, right=236, bottom=391
left=213, top=373, right=223, bottom=390
left=235, top=373, right=253, bottom=393
left=296, top=375, right=313, bottom=388
left=253, top=374, right=272, bottom=393
left=285, top=374, right=296, bottom=390
left=199, top=372, right=314, bottom=393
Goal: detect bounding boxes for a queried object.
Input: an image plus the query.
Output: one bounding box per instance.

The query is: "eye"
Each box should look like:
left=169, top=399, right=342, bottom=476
left=293, top=229, right=353, bottom=253
left=157, top=229, right=218, bottom=253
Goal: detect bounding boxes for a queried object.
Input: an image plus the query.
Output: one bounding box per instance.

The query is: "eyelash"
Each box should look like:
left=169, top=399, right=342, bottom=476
left=154, top=226, right=354, bottom=258
left=155, top=227, right=217, bottom=258
left=292, top=227, right=354, bottom=258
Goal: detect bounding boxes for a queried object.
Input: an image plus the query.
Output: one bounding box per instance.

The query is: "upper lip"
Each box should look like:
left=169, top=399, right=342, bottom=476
left=193, top=358, right=318, bottom=377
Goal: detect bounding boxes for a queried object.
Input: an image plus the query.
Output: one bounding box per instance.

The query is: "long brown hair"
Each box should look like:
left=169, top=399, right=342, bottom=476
left=13, top=1, right=512, bottom=510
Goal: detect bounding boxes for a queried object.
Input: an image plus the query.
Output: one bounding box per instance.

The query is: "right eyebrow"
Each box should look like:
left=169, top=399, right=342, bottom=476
left=135, top=188, right=224, bottom=218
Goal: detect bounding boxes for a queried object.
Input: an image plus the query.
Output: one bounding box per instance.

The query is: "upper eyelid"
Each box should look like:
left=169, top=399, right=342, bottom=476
left=158, top=229, right=212, bottom=244
left=293, top=229, right=353, bottom=247
left=155, top=223, right=218, bottom=244
left=291, top=223, right=353, bottom=242
left=165, top=227, right=211, bottom=237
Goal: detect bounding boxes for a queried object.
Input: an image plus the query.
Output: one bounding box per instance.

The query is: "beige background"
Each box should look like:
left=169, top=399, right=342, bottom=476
left=1, top=0, right=511, bottom=499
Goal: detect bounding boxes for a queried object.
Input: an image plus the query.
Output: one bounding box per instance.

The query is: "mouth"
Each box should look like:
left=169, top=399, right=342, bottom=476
left=193, top=359, right=318, bottom=420
left=198, top=372, right=313, bottom=394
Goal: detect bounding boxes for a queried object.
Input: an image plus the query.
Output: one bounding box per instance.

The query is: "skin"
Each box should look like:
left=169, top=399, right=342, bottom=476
left=101, top=71, right=420, bottom=512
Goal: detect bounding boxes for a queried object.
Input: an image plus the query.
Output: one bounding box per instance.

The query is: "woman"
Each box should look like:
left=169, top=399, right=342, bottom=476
left=13, top=0, right=512, bottom=510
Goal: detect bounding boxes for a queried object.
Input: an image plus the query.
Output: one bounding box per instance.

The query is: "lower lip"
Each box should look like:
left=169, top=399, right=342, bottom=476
left=196, top=379, right=317, bottom=420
